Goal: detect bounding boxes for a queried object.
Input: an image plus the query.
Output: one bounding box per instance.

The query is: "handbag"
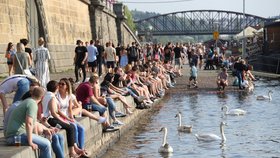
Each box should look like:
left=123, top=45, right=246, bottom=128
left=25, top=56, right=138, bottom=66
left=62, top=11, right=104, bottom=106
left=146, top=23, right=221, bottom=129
left=15, top=53, right=33, bottom=76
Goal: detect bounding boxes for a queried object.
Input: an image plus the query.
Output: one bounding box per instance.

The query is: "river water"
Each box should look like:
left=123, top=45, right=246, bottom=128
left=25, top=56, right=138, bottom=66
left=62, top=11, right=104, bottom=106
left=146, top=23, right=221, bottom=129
left=102, top=78, right=280, bottom=158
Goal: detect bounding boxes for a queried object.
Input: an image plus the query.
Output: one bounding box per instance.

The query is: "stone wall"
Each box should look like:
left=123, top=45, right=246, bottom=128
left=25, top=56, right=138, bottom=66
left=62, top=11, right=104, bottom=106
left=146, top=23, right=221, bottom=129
left=0, top=0, right=138, bottom=76
left=43, top=0, right=92, bottom=72
left=0, top=0, right=27, bottom=74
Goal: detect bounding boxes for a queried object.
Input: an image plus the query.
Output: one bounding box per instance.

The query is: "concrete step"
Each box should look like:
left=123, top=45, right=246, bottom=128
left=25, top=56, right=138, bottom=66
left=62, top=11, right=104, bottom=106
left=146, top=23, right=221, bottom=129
left=0, top=95, right=137, bottom=158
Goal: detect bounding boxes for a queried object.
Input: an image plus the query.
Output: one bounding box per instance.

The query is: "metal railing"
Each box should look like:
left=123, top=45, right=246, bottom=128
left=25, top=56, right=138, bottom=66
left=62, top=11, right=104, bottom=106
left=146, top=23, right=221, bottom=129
left=248, top=55, right=280, bottom=74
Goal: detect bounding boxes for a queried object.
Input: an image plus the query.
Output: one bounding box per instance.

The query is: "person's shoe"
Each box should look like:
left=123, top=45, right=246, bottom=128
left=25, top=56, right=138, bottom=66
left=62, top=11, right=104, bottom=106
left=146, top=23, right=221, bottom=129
left=115, top=112, right=126, bottom=117
left=137, top=96, right=145, bottom=102
left=103, top=125, right=119, bottom=132
left=113, top=120, right=124, bottom=126
left=98, top=117, right=107, bottom=124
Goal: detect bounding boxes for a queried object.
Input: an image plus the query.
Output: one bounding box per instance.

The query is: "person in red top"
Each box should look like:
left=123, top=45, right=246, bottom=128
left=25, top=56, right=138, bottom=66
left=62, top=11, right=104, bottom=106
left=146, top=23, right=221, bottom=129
left=76, top=76, right=117, bottom=132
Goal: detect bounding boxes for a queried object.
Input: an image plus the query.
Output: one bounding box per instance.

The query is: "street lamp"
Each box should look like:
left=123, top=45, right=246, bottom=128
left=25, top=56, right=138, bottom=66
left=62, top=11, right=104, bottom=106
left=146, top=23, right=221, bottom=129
left=146, top=25, right=153, bottom=42
left=242, top=0, right=246, bottom=58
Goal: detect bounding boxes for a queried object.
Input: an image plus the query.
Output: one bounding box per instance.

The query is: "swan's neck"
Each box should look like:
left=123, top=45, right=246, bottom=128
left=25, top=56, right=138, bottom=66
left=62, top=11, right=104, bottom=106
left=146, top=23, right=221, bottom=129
left=224, top=106, right=229, bottom=114
left=220, top=124, right=226, bottom=142
left=162, top=129, right=167, bottom=146
left=178, top=115, right=182, bottom=126
left=269, top=93, right=272, bottom=100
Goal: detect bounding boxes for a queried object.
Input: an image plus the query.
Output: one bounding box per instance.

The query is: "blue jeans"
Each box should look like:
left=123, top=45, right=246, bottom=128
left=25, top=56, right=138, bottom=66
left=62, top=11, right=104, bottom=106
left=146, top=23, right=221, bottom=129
left=52, top=133, right=64, bottom=158
left=236, top=70, right=243, bottom=89
left=84, top=103, right=106, bottom=116
left=123, top=87, right=138, bottom=98
left=106, top=97, right=117, bottom=120
left=13, top=78, right=30, bottom=102
left=6, top=134, right=52, bottom=158
left=71, top=122, right=85, bottom=149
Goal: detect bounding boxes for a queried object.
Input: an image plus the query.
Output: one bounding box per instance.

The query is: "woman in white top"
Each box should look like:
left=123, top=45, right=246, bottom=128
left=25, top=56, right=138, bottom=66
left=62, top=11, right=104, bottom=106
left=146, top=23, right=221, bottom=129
left=41, top=80, right=87, bottom=158
left=56, top=78, right=88, bottom=153
left=34, top=37, right=50, bottom=88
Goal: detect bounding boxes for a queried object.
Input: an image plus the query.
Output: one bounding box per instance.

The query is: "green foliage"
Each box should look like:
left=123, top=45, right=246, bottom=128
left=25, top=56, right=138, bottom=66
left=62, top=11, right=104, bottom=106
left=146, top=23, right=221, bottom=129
left=124, top=5, right=136, bottom=33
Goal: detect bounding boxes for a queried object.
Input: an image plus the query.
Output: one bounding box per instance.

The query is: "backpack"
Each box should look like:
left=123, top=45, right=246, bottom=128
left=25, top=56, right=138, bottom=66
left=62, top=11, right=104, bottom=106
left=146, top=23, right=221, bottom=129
left=130, top=46, right=138, bottom=58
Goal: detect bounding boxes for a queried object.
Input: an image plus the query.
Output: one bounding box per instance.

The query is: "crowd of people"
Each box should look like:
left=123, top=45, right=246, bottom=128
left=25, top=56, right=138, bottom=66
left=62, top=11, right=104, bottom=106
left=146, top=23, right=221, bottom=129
left=1, top=37, right=257, bottom=158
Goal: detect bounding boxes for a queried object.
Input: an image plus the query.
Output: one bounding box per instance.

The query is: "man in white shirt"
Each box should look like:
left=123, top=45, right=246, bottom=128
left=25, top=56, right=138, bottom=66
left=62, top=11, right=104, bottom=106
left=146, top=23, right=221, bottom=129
left=0, top=74, right=38, bottom=115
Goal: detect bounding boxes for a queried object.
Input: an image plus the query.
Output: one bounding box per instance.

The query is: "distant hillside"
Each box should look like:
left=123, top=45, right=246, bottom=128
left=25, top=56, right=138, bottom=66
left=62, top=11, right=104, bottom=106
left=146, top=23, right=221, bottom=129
left=131, top=9, right=160, bottom=21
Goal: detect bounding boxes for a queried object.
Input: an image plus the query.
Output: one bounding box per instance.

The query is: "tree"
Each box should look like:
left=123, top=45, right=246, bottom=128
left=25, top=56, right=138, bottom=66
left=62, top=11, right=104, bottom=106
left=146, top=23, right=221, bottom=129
left=124, top=5, right=136, bottom=33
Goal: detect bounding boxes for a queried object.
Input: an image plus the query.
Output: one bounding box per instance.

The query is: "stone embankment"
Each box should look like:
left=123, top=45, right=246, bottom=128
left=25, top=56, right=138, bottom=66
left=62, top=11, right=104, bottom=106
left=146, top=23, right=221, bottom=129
left=0, top=66, right=278, bottom=158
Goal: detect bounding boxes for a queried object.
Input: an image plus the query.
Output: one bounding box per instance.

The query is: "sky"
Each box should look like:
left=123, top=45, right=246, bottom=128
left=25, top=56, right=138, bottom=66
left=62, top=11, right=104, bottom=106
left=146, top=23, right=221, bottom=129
left=122, top=0, right=280, bottom=18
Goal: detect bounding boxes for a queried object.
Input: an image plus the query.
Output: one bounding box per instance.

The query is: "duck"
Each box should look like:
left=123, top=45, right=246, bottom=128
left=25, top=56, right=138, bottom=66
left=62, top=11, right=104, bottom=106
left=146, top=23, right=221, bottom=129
left=175, top=112, right=192, bottom=133
left=256, top=90, right=273, bottom=101
left=221, top=105, right=246, bottom=116
left=158, top=127, right=173, bottom=153
left=195, top=122, right=227, bottom=142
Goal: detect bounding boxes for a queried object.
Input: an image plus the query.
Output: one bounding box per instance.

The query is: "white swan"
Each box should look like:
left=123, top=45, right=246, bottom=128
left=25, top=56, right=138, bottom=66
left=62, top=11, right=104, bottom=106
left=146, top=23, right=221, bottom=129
left=175, top=112, right=192, bottom=133
left=221, top=105, right=246, bottom=116
left=257, top=90, right=273, bottom=101
left=158, top=127, right=173, bottom=153
left=195, top=122, right=227, bottom=142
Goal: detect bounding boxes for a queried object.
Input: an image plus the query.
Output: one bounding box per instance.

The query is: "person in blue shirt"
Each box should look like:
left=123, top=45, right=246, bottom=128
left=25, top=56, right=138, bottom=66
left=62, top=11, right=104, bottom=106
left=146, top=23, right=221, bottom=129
left=87, top=40, right=99, bottom=74
left=188, top=62, right=198, bottom=88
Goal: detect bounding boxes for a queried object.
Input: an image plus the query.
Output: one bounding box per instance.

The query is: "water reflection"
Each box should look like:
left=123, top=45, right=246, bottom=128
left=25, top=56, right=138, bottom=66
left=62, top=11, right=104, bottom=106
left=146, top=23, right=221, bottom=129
left=159, top=152, right=173, bottom=158
left=102, top=79, right=280, bottom=158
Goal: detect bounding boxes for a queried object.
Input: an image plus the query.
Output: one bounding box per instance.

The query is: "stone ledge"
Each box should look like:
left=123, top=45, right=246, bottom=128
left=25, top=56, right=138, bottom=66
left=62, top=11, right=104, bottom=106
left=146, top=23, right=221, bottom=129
left=0, top=95, right=157, bottom=158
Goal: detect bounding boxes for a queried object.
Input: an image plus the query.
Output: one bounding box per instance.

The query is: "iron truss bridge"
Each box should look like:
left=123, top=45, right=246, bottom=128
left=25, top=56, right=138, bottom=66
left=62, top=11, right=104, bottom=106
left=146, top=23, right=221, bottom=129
left=135, top=10, right=272, bottom=36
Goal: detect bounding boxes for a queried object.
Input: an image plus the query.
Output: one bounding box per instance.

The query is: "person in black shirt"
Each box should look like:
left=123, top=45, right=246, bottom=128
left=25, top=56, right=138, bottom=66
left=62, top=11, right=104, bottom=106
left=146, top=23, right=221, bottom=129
left=164, top=42, right=172, bottom=63
left=74, top=40, right=88, bottom=82
left=95, top=40, right=105, bottom=77
left=173, top=43, right=182, bottom=69
left=233, top=59, right=248, bottom=89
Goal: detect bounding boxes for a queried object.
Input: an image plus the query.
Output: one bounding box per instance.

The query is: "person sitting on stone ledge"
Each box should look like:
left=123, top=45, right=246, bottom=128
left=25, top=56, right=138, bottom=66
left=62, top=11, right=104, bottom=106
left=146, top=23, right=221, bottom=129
left=112, top=66, right=146, bottom=103
left=128, top=65, right=154, bottom=105
left=90, top=75, right=126, bottom=126
left=5, top=87, right=53, bottom=158
left=56, top=78, right=87, bottom=154
left=68, top=77, right=107, bottom=123
left=217, top=67, right=229, bottom=90
left=41, top=80, right=87, bottom=158
left=75, top=76, right=118, bottom=132
left=5, top=82, right=65, bottom=158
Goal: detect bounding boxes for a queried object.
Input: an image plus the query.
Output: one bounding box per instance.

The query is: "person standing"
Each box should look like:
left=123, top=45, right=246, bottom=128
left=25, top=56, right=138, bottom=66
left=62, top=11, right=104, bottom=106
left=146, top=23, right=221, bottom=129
left=173, top=43, right=182, bottom=68
left=13, top=43, right=31, bottom=75
left=74, top=40, right=88, bottom=83
left=188, top=62, right=198, bottom=88
left=5, top=42, right=16, bottom=76
left=119, top=46, right=128, bottom=68
left=104, top=41, right=116, bottom=72
left=20, top=38, right=33, bottom=61
left=95, top=40, right=105, bottom=77
left=87, top=40, right=98, bottom=74
left=34, top=37, right=50, bottom=88
left=128, top=42, right=138, bottom=66
left=5, top=87, right=52, bottom=158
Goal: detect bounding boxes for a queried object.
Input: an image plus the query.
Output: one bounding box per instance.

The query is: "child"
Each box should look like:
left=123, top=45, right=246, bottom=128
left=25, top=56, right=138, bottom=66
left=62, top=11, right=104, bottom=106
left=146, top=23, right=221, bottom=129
left=217, top=67, right=228, bottom=90
left=188, top=62, right=198, bottom=88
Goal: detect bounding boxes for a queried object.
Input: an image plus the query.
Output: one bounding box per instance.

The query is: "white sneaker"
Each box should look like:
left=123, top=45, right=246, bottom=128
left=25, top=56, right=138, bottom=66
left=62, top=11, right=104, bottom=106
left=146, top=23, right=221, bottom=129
left=113, top=120, right=124, bottom=126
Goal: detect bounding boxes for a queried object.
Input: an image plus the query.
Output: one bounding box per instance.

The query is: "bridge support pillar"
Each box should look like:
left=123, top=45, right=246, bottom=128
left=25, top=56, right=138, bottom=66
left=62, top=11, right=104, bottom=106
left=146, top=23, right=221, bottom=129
left=113, top=3, right=127, bottom=46
left=90, top=0, right=105, bottom=42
